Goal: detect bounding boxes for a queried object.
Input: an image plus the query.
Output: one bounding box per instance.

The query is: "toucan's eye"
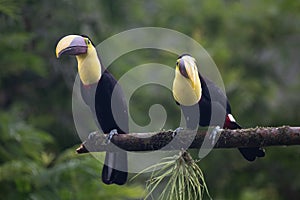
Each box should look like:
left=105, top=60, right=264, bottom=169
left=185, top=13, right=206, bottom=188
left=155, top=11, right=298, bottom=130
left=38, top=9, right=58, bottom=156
left=84, top=38, right=91, bottom=45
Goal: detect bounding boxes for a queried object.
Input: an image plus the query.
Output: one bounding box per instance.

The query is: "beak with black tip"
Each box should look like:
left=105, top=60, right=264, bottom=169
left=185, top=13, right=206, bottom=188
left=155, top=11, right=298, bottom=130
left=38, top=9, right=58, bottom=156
left=56, top=35, right=87, bottom=58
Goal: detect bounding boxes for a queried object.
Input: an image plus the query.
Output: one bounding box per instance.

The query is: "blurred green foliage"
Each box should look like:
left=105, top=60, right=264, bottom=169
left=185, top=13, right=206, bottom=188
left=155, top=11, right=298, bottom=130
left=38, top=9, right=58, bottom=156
left=0, top=0, right=300, bottom=199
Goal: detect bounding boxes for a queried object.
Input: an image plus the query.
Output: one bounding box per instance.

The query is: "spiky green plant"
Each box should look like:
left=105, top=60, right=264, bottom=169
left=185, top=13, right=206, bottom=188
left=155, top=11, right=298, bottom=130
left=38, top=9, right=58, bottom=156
left=132, top=150, right=212, bottom=200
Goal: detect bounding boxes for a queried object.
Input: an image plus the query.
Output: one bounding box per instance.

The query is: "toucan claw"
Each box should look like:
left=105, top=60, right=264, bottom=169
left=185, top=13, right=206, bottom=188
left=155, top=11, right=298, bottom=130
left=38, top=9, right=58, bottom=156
left=172, top=127, right=184, bottom=138
left=105, top=129, right=118, bottom=144
left=209, top=126, right=222, bottom=145
left=88, top=131, right=99, bottom=140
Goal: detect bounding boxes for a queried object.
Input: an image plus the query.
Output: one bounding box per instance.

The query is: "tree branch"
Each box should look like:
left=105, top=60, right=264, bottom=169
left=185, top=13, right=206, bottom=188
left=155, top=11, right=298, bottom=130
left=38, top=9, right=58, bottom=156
left=76, top=126, right=300, bottom=153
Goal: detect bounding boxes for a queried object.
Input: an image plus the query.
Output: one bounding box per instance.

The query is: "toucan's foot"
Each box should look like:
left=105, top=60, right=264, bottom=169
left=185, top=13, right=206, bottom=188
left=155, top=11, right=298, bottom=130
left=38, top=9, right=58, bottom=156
left=105, top=129, right=118, bottom=144
left=209, top=126, right=222, bottom=145
left=172, top=127, right=184, bottom=138
left=88, top=131, right=99, bottom=140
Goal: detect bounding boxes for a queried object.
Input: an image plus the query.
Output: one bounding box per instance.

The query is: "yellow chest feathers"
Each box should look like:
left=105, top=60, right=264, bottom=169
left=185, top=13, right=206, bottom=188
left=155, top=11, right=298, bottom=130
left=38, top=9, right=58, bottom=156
left=172, top=69, right=202, bottom=106
left=76, top=47, right=101, bottom=85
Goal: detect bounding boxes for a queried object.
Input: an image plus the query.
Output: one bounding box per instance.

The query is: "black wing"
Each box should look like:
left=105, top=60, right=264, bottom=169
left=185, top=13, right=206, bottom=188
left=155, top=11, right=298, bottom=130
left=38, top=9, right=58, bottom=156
left=197, top=73, right=229, bottom=127
left=200, top=74, right=231, bottom=114
left=80, top=70, right=129, bottom=133
left=94, top=70, right=129, bottom=134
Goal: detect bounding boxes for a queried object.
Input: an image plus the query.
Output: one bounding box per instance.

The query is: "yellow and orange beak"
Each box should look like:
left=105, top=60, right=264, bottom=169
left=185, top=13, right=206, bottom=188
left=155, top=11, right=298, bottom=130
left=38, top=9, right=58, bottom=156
left=177, top=57, right=198, bottom=89
left=55, top=35, right=87, bottom=58
left=173, top=55, right=202, bottom=106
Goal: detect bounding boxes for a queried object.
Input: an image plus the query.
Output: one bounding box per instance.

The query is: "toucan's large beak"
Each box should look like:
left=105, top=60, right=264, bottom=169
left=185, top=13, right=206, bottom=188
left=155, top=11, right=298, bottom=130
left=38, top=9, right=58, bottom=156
left=55, top=35, right=87, bottom=58
left=178, top=57, right=198, bottom=89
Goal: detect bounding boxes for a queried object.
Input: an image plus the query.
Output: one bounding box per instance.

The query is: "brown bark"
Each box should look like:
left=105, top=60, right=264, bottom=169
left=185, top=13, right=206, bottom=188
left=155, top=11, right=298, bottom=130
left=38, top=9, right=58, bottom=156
left=76, top=126, right=300, bottom=153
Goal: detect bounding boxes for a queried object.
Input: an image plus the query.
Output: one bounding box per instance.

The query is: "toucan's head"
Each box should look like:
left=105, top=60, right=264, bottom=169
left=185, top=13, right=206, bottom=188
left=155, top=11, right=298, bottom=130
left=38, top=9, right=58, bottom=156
left=55, top=35, right=94, bottom=58
left=172, top=54, right=202, bottom=106
left=55, top=35, right=101, bottom=85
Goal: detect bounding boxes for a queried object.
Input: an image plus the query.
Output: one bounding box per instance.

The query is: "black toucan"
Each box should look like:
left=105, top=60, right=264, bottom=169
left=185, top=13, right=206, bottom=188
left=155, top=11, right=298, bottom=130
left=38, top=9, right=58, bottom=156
left=172, top=54, right=265, bottom=161
left=55, top=35, right=128, bottom=185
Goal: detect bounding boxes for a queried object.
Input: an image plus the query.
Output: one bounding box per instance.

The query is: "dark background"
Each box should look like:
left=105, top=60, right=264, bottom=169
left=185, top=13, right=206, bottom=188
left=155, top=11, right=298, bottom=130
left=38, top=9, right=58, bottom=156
left=1, top=0, right=300, bottom=199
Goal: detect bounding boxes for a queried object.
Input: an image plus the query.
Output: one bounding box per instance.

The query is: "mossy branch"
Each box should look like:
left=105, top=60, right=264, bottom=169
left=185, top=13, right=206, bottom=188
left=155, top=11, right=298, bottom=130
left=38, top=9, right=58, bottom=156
left=76, top=126, right=300, bottom=153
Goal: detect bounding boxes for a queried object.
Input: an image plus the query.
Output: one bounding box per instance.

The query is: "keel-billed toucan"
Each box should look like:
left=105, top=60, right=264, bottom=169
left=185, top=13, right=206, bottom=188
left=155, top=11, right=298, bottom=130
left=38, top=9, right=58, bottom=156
left=55, top=35, right=128, bottom=185
left=172, top=54, right=265, bottom=161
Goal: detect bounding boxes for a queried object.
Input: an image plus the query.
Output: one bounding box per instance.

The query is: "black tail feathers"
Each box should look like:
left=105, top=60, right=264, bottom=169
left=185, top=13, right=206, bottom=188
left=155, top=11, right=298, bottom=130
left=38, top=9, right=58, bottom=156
left=102, top=152, right=128, bottom=185
left=238, top=147, right=265, bottom=162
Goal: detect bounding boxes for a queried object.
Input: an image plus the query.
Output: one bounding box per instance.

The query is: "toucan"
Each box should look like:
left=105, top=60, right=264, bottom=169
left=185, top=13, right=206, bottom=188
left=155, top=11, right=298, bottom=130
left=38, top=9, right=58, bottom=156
left=172, top=54, right=265, bottom=161
left=55, top=35, right=128, bottom=185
